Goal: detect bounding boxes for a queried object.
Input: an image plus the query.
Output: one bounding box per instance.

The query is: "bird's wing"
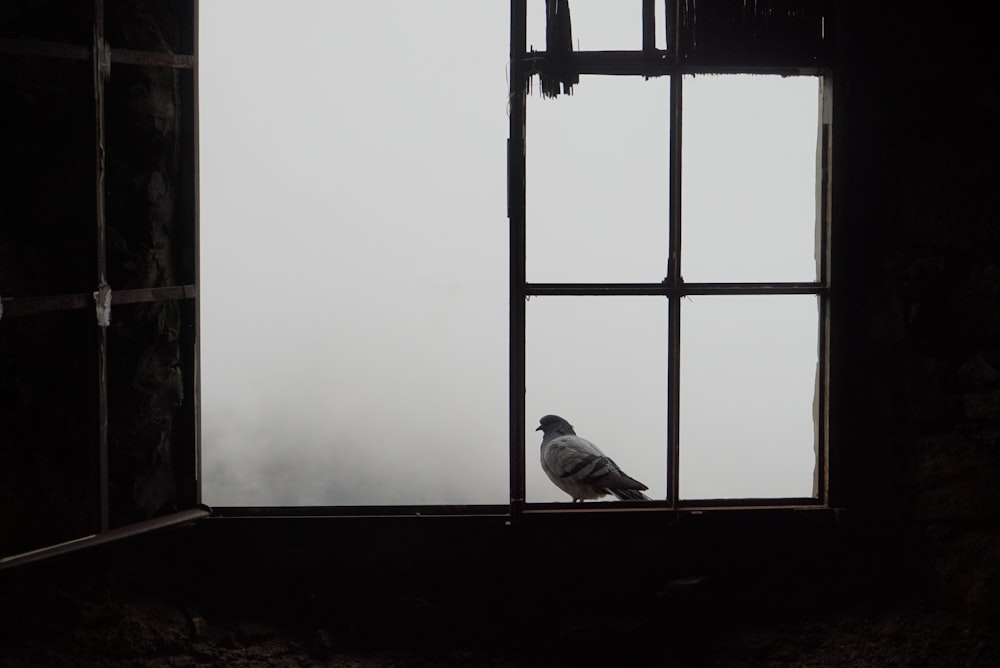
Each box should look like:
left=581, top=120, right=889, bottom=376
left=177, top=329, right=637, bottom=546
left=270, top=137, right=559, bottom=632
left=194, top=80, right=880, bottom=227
left=543, top=435, right=634, bottom=489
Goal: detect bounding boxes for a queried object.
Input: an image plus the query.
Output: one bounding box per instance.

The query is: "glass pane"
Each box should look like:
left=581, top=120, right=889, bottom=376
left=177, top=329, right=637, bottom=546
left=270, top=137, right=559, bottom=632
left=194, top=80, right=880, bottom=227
left=655, top=1, right=666, bottom=50
left=526, top=296, right=667, bottom=502
left=680, top=295, right=818, bottom=499
left=528, top=0, right=644, bottom=52
left=682, top=75, right=819, bottom=282
left=527, top=76, right=669, bottom=283
left=199, top=1, right=509, bottom=506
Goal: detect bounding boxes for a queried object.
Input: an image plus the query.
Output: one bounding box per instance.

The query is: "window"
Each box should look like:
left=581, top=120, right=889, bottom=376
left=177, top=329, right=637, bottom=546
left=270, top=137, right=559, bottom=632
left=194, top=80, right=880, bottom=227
left=0, top=0, right=204, bottom=568
left=509, top=0, right=833, bottom=511
left=0, top=0, right=834, bottom=574
left=198, top=0, right=832, bottom=513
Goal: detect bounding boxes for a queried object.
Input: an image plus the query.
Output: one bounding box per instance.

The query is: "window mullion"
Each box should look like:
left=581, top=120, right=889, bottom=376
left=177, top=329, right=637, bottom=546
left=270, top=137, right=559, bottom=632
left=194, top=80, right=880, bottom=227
left=816, top=80, right=834, bottom=504
left=525, top=283, right=826, bottom=297
left=92, top=0, right=111, bottom=535
left=509, top=0, right=528, bottom=521
left=666, top=70, right=683, bottom=507
left=642, top=0, right=656, bottom=52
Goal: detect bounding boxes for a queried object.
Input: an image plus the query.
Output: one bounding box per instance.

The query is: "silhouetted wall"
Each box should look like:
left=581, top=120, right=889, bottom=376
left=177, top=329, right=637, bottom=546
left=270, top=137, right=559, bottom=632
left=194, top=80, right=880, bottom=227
left=1, top=2, right=999, bottom=665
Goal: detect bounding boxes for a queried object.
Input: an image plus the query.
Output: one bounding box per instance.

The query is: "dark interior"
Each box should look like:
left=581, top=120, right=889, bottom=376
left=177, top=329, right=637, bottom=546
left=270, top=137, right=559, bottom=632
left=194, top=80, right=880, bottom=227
left=2, top=1, right=999, bottom=665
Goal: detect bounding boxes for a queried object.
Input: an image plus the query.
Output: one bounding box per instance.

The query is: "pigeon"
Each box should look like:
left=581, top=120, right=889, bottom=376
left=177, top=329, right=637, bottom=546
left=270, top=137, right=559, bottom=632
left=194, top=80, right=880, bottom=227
left=537, top=414, right=650, bottom=502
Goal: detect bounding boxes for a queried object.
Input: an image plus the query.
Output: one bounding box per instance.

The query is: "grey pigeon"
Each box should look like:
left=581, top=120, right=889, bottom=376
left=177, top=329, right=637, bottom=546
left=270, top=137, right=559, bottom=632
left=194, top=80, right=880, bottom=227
left=537, top=414, right=650, bottom=502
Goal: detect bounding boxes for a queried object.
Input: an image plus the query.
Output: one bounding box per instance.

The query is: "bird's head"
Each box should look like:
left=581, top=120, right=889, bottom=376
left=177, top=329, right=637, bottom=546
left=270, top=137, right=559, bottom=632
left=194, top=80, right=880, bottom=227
left=537, top=414, right=574, bottom=435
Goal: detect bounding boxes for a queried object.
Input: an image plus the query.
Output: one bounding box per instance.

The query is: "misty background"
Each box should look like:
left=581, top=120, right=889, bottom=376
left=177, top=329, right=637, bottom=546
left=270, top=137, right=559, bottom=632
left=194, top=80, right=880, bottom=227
left=199, top=1, right=819, bottom=506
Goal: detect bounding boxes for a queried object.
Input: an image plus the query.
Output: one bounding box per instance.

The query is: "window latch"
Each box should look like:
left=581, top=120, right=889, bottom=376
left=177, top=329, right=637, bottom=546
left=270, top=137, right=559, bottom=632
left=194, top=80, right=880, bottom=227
left=94, top=282, right=112, bottom=327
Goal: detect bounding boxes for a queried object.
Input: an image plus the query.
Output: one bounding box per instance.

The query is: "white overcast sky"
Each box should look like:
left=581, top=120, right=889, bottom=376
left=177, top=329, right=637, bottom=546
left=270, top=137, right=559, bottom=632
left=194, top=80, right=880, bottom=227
left=198, top=1, right=820, bottom=506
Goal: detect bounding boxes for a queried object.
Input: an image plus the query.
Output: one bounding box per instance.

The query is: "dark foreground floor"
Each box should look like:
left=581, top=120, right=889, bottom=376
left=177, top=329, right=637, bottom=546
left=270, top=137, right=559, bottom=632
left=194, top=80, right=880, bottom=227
left=3, top=583, right=998, bottom=668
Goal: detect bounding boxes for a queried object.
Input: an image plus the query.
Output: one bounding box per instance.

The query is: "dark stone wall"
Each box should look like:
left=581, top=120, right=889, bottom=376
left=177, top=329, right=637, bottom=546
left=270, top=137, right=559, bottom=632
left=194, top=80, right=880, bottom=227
left=104, top=45, right=189, bottom=528
left=834, top=1, right=1000, bottom=620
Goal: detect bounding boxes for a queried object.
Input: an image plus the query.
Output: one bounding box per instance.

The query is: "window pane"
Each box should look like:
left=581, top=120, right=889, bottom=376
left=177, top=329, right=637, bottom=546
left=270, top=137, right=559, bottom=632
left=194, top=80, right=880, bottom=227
left=199, top=1, right=509, bottom=506
left=527, top=76, right=669, bottom=283
left=526, top=296, right=667, bottom=501
left=680, top=295, right=818, bottom=499
left=655, top=1, right=666, bottom=50
left=527, top=0, right=645, bottom=52
left=682, top=75, right=819, bottom=283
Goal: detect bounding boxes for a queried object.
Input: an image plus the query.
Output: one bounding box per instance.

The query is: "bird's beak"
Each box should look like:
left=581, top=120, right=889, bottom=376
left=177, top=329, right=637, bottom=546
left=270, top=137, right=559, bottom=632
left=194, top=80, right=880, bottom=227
left=535, top=425, right=543, bottom=431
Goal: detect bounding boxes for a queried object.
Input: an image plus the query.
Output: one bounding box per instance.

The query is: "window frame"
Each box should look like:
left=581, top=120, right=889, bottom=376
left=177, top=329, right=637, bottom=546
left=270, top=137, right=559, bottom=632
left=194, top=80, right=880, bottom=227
left=0, top=2, right=839, bottom=574
left=507, top=0, right=835, bottom=518
left=199, top=0, right=837, bottom=519
left=0, top=0, right=205, bottom=571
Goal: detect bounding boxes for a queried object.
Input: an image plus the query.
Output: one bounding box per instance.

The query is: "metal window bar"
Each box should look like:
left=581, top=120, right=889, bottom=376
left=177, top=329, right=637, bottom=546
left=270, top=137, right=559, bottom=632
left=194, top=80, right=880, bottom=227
left=508, top=0, right=528, bottom=524
left=527, top=283, right=826, bottom=297
left=93, top=0, right=111, bottom=534
left=666, top=0, right=682, bottom=505
left=0, top=286, right=199, bottom=319
left=511, top=0, right=832, bottom=511
left=816, top=79, right=835, bottom=506
left=0, top=23, right=198, bottom=324
left=0, top=506, right=210, bottom=574
left=642, top=0, right=656, bottom=53
left=521, top=51, right=824, bottom=78
left=0, top=38, right=196, bottom=68
left=190, top=0, right=204, bottom=512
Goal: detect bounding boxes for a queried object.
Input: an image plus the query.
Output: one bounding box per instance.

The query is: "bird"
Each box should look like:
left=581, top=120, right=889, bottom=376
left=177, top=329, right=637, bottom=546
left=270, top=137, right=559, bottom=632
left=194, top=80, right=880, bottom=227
left=536, top=414, right=650, bottom=502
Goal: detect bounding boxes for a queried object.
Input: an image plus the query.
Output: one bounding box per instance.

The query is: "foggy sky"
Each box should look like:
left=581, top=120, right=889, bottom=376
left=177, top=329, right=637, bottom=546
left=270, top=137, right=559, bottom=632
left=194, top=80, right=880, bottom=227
left=199, top=1, right=820, bottom=506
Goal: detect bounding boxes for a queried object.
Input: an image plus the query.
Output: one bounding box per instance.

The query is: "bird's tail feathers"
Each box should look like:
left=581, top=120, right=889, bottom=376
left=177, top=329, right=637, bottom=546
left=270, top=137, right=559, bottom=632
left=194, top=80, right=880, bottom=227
left=611, top=488, right=651, bottom=501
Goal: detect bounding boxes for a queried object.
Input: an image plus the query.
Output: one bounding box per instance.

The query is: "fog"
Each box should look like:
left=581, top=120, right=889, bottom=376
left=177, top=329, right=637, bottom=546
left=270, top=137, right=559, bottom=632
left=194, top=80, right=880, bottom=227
left=199, top=1, right=820, bottom=506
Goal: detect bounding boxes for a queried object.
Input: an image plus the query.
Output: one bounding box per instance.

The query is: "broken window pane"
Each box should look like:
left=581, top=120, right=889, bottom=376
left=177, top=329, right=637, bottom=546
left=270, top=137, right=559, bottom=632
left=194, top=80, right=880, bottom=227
left=679, top=294, right=818, bottom=499
left=526, top=296, right=667, bottom=502
left=199, top=1, right=510, bottom=506
left=527, top=76, right=669, bottom=283
left=654, top=0, right=666, bottom=50
left=681, top=74, right=819, bottom=283
left=528, top=0, right=644, bottom=52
